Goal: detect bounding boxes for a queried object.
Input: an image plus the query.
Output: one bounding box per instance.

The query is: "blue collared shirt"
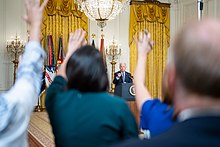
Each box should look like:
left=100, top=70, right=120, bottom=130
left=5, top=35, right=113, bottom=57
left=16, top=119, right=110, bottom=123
left=0, top=41, right=45, bottom=147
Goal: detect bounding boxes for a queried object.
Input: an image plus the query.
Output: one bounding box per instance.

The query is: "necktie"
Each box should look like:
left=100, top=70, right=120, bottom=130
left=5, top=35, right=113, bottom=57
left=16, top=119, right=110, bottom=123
left=123, top=72, right=125, bottom=83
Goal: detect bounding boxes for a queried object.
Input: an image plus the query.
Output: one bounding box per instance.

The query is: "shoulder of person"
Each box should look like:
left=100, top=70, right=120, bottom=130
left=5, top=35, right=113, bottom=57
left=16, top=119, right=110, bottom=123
left=142, top=98, right=171, bottom=112
left=126, top=71, right=131, bottom=75
left=115, top=71, right=120, bottom=74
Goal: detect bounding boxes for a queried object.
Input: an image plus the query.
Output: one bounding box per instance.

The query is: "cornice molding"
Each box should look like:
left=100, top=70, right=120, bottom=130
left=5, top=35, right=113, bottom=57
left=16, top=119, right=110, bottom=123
left=131, top=0, right=171, bottom=7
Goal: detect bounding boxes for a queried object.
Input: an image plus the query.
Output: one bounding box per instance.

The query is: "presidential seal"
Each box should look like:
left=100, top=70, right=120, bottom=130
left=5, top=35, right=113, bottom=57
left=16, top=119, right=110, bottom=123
left=129, top=85, right=135, bottom=96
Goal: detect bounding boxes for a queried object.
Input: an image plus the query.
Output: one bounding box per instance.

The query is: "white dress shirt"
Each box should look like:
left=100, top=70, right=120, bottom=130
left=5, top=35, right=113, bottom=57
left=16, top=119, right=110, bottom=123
left=0, top=41, right=45, bottom=147
left=122, top=72, right=125, bottom=83
left=178, top=107, right=220, bottom=122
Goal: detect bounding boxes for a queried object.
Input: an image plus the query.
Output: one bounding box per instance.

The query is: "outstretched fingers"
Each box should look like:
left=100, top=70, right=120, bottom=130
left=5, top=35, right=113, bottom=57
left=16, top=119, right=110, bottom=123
left=144, top=30, right=153, bottom=49
left=25, top=0, right=30, bottom=10
left=139, top=31, right=143, bottom=43
left=68, top=32, right=74, bottom=42
left=24, top=0, right=30, bottom=22
left=40, top=0, right=49, bottom=11
left=71, top=29, right=80, bottom=42
left=82, top=39, right=87, bottom=46
left=67, top=29, right=87, bottom=55
left=143, top=30, right=150, bottom=42
left=133, top=35, right=138, bottom=44
left=134, top=29, right=154, bottom=55
left=78, top=30, right=86, bottom=45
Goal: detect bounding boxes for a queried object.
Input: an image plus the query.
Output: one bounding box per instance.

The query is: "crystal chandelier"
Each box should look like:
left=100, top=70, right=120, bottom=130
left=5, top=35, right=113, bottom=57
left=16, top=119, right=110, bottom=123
left=75, top=0, right=130, bottom=30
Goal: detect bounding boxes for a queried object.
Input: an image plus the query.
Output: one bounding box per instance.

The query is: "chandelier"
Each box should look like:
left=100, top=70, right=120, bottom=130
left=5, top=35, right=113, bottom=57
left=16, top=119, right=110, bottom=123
left=6, top=34, right=25, bottom=83
left=75, top=0, right=130, bottom=30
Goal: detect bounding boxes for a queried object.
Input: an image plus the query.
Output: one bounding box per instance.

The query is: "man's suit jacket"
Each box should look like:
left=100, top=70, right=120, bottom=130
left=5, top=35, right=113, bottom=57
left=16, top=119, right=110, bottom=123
left=113, top=71, right=133, bottom=86
left=114, top=116, right=220, bottom=147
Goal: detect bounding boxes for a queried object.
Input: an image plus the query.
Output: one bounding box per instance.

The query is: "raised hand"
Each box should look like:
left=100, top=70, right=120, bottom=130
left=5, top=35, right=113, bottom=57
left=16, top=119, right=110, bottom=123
left=24, top=0, right=49, bottom=42
left=117, top=73, right=121, bottom=78
left=135, top=30, right=153, bottom=56
left=57, top=29, right=87, bottom=79
left=134, top=30, right=153, bottom=110
left=66, top=29, right=86, bottom=58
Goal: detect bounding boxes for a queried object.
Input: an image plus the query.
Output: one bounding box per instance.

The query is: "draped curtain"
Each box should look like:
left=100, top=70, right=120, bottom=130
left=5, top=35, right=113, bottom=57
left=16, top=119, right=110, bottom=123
left=129, top=1, right=170, bottom=98
left=41, top=0, right=88, bottom=59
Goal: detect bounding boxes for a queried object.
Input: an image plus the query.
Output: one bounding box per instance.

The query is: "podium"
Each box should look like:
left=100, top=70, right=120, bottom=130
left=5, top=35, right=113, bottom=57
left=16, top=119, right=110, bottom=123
left=114, top=83, right=135, bottom=101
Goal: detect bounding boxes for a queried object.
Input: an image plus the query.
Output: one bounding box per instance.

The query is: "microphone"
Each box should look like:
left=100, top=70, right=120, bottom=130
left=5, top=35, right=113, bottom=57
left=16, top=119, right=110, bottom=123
left=129, top=75, right=134, bottom=79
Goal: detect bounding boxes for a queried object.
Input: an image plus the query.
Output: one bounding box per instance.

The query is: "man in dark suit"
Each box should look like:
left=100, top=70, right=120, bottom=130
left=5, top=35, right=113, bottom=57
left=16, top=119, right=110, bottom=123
left=114, top=20, right=220, bottom=147
left=113, top=63, right=133, bottom=87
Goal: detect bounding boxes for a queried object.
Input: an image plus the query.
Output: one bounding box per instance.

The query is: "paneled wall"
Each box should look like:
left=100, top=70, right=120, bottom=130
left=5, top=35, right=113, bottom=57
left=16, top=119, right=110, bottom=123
left=0, top=0, right=6, bottom=91
left=1, top=0, right=220, bottom=91
left=170, top=0, right=220, bottom=43
left=168, top=0, right=220, bottom=63
left=0, top=0, right=27, bottom=91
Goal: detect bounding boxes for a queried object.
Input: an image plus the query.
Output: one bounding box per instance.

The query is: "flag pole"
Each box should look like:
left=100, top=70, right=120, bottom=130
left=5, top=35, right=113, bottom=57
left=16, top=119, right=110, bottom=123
left=198, top=0, right=204, bottom=21
left=91, top=33, right=96, bottom=47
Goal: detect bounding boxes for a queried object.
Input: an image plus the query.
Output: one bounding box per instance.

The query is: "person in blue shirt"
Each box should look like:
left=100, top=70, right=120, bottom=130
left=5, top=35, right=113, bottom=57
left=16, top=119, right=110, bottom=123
left=0, top=0, right=48, bottom=146
left=134, top=30, right=174, bottom=138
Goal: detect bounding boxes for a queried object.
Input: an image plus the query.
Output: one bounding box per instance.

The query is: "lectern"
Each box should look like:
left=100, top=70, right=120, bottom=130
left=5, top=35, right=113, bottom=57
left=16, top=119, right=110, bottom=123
left=114, top=83, right=135, bottom=101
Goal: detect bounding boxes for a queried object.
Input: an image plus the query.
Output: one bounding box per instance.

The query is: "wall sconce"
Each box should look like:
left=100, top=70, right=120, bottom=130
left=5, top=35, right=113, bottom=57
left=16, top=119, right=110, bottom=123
left=6, top=34, right=26, bottom=84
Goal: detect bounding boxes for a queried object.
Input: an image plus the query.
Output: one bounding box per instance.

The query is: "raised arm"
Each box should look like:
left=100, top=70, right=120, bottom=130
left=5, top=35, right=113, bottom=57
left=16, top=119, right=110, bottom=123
left=0, top=0, right=48, bottom=141
left=57, top=29, right=86, bottom=79
left=134, top=30, right=153, bottom=110
left=4, top=0, right=48, bottom=112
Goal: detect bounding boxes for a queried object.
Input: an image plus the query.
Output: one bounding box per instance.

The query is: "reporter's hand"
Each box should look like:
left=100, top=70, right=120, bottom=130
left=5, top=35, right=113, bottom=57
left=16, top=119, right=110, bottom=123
left=24, top=0, right=48, bottom=42
left=57, top=29, right=86, bottom=79
left=134, top=30, right=153, bottom=56
left=134, top=30, right=153, bottom=110
left=66, top=29, right=86, bottom=58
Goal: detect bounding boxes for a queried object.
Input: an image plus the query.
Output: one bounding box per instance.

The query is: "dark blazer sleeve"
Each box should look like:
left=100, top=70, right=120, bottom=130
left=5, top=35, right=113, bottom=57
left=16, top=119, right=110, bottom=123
left=113, top=72, right=120, bottom=85
left=126, top=72, right=133, bottom=83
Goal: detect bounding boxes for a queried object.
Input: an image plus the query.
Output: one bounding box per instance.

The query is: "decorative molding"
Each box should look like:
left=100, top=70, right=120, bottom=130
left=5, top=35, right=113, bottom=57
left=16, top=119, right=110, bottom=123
left=131, top=0, right=171, bottom=7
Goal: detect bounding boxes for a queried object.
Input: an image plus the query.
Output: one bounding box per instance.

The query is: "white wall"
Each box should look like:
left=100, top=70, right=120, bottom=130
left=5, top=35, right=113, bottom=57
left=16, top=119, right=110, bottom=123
left=168, top=0, right=220, bottom=62
left=0, top=0, right=6, bottom=92
left=0, top=0, right=26, bottom=91
left=1, top=0, right=220, bottom=91
left=170, top=0, right=220, bottom=42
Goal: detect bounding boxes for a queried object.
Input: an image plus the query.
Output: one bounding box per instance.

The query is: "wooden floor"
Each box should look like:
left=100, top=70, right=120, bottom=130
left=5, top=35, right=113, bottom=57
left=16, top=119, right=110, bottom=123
left=28, top=133, right=44, bottom=147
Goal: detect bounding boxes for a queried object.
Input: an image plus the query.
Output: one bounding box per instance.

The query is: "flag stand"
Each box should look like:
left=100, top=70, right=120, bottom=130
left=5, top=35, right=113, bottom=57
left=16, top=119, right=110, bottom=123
left=34, top=105, right=42, bottom=112
left=34, top=95, right=42, bottom=112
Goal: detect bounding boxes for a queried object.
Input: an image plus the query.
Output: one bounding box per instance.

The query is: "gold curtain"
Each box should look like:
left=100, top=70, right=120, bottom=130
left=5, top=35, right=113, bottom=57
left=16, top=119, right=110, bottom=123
left=129, top=1, right=170, bottom=99
left=41, top=0, right=88, bottom=59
